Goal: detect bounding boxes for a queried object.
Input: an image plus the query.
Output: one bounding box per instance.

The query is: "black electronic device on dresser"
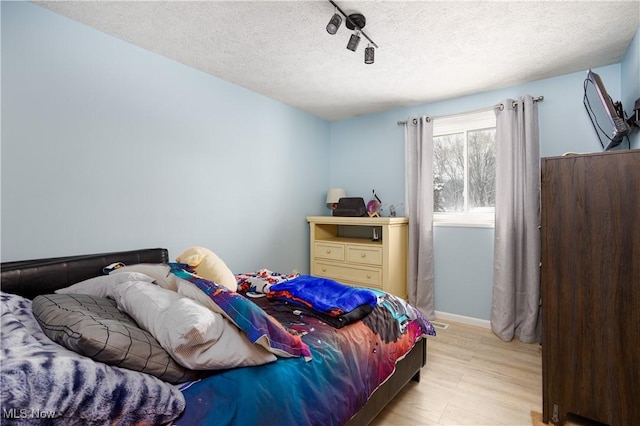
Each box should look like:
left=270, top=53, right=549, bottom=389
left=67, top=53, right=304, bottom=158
left=332, top=197, right=367, bottom=217
left=540, top=149, right=640, bottom=426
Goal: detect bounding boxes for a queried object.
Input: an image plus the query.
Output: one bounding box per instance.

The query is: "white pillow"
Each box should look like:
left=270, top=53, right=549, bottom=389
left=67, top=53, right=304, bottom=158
left=55, top=272, right=155, bottom=299
left=173, top=275, right=227, bottom=315
left=109, top=263, right=178, bottom=290
left=112, top=281, right=276, bottom=370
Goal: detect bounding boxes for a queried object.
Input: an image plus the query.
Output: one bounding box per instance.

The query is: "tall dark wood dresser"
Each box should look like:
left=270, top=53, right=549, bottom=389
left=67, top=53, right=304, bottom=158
left=541, top=149, right=640, bottom=426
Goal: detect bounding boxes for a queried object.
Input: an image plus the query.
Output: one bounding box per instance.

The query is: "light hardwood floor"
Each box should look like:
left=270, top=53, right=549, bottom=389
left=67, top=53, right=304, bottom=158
left=370, top=321, right=598, bottom=426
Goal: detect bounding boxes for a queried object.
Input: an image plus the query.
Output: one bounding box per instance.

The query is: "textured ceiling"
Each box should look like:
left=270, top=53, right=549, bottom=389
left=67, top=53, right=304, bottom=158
left=35, top=1, right=640, bottom=121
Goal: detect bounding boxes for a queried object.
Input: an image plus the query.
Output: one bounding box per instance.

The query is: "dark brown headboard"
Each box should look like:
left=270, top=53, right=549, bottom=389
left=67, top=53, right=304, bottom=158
left=1, top=248, right=169, bottom=299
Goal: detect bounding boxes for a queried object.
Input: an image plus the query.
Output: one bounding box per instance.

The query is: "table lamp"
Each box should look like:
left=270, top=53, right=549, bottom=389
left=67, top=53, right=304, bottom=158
left=326, top=188, right=346, bottom=210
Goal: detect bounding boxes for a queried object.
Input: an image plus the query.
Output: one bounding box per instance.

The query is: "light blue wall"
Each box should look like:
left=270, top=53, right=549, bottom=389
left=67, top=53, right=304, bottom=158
left=622, top=27, right=640, bottom=149
left=2, top=2, right=637, bottom=322
left=329, top=60, right=631, bottom=321
left=1, top=2, right=330, bottom=274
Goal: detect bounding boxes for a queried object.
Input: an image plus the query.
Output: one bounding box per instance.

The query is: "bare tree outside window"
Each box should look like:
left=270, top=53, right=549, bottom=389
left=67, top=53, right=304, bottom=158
left=468, top=128, right=496, bottom=211
left=432, top=120, right=496, bottom=222
left=433, top=133, right=464, bottom=212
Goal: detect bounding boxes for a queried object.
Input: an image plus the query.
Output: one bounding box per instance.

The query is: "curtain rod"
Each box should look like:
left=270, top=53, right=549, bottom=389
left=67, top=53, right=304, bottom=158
left=396, top=96, right=544, bottom=125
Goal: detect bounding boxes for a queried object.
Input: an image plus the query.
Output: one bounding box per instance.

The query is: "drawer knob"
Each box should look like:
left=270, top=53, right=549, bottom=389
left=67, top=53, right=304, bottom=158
left=360, top=253, right=366, bottom=258
left=366, top=274, right=372, bottom=279
left=322, top=268, right=327, bottom=272
left=326, top=249, right=331, bottom=254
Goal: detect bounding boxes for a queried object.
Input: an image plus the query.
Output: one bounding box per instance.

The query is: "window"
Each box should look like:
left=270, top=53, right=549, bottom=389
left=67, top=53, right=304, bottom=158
left=432, top=110, right=496, bottom=227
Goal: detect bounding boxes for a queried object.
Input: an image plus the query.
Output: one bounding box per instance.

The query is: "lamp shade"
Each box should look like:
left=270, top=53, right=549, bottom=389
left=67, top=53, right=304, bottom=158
left=326, top=188, right=346, bottom=204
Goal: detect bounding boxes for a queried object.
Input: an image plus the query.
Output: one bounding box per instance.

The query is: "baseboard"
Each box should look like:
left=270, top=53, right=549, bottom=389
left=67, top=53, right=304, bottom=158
left=434, top=310, right=491, bottom=329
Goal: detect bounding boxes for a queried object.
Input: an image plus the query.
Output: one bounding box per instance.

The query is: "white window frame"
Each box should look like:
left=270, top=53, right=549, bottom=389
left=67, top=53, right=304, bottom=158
left=432, top=110, right=496, bottom=228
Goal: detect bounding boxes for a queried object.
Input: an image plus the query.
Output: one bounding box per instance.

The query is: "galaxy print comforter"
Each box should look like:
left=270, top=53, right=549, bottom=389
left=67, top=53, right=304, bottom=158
left=1, top=266, right=434, bottom=426
left=175, top=280, right=436, bottom=426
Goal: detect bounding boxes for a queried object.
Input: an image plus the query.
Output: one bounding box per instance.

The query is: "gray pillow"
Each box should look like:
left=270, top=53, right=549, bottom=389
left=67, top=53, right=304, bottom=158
left=32, top=293, right=201, bottom=383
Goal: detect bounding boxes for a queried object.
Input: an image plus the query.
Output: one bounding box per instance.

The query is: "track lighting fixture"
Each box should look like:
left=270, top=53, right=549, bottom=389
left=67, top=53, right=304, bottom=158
left=325, top=0, right=378, bottom=64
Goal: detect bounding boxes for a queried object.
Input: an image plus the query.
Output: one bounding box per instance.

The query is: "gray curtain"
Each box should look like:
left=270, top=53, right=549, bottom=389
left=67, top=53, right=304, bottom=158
left=404, top=116, right=436, bottom=319
left=491, top=96, right=541, bottom=343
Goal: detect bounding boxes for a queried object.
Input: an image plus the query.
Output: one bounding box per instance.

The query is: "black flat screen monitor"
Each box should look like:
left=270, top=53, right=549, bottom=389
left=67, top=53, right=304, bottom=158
left=583, top=69, right=630, bottom=150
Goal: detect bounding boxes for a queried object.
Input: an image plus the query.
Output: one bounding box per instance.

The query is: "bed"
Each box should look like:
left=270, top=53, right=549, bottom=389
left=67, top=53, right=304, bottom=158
left=0, top=248, right=435, bottom=425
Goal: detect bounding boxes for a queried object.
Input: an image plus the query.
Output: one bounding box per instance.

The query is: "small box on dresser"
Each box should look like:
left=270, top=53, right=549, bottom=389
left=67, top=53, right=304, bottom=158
left=307, top=216, right=409, bottom=299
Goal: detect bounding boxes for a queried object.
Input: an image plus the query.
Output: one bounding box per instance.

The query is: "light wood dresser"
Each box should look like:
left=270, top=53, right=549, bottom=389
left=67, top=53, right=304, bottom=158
left=306, top=216, right=409, bottom=299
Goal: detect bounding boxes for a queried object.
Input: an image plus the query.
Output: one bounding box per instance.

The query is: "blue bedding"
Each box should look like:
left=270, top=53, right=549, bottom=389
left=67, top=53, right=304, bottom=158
left=266, top=275, right=378, bottom=327
left=175, top=283, right=435, bottom=426
left=1, top=268, right=434, bottom=426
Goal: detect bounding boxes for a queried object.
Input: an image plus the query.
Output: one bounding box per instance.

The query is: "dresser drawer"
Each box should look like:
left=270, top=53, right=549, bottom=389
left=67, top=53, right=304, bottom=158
left=314, top=242, right=345, bottom=261
left=346, top=244, right=382, bottom=266
left=313, top=261, right=382, bottom=289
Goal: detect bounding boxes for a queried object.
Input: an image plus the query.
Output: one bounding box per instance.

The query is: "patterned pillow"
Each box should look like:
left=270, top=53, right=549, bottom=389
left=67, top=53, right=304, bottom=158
left=32, top=293, right=201, bottom=383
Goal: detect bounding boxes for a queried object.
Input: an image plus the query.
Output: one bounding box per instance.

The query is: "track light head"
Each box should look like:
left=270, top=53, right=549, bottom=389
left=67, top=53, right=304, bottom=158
left=364, top=45, right=374, bottom=64
left=326, top=13, right=342, bottom=35
left=347, top=32, right=361, bottom=52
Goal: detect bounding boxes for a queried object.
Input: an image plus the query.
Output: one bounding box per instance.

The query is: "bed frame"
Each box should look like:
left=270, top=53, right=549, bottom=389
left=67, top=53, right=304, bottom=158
left=0, top=248, right=426, bottom=426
